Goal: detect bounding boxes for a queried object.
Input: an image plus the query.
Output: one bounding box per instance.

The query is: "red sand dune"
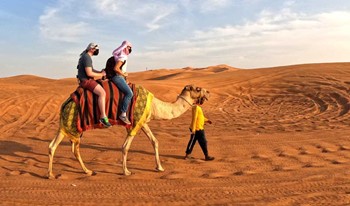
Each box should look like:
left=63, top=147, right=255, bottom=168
left=1, top=63, right=350, bottom=205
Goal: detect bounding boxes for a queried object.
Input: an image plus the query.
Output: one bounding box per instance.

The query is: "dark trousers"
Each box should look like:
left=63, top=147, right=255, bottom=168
left=185, top=129, right=208, bottom=157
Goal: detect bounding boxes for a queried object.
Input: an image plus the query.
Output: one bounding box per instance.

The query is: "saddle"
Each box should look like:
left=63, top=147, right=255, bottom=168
left=70, top=80, right=137, bottom=133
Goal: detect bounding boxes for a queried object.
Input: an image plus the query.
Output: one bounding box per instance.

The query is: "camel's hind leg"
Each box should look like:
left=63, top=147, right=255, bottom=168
left=71, top=137, right=94, bottom=176
left=48, top=130, right=65, bottom=179
left=122, top=134, right=135, bottom=176
left=141, top=123, right=165, bottom=172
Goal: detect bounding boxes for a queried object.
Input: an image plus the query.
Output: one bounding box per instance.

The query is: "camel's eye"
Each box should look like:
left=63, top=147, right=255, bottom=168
left=185, top=85, right=194, bottom=91
left=196, top=87, right=201, bottom=92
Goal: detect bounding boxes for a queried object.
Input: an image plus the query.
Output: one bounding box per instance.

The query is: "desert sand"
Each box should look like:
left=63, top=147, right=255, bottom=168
left=1, top=63, right=350, bottom=205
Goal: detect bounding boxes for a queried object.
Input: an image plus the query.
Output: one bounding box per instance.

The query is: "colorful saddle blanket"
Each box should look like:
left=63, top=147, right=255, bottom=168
left=70, top=80, right=137, bottom=133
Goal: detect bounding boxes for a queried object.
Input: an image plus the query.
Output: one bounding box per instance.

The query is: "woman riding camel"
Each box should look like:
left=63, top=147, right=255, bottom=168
left=110, top=40, right=134, bottom=124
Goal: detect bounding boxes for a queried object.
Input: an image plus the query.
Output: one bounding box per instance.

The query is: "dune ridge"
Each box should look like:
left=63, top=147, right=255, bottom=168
left=0, top=63, right=350, bottom=205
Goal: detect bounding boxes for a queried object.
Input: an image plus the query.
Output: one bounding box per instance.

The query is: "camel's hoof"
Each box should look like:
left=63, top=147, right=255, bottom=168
left=47, top=173, right=55, bottom=179
left=156, top=167, right=165, bottom=172
left=86, top=170, right=96, bottom=176
left=123, top=170, right=132, bottom=176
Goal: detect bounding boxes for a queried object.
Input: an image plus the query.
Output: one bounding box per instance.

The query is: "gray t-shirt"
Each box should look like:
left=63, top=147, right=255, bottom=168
left=77, top=52, right=93, bottom=81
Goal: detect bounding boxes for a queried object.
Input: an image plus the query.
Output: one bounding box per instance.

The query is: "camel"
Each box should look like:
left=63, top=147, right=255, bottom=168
left=48, top=84, right=209, bottom=178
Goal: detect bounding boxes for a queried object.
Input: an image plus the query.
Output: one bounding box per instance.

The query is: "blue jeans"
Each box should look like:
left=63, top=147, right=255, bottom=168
left=111, top=75, right=133, bottom=113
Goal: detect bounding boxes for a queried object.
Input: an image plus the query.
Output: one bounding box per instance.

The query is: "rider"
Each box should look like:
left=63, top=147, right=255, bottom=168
left=77, top=42, right=111, bottom=127
left=110, top=40, right=134, bottom=125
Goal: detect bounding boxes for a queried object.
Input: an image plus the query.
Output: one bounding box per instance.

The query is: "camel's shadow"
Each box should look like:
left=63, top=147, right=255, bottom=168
left=0, top=138, right=118, bottom=179
left=29, top=136, right=120, bottom=152
left=29, top=136, right=184, bottom=159
left=0, top=140, right=32, bottom=156
left=0, top=137, right=183, bottom=179
left=0, top=140, right=46, bottom=179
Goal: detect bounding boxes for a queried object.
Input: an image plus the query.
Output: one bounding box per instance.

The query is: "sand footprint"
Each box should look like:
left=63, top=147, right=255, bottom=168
left=6, top=170, right=21, bottom=176
left=201, top=170, right=232, bottom=179
left=338, top=144, right=350, bottom=151
left=160, top=171, right=188, bottom=179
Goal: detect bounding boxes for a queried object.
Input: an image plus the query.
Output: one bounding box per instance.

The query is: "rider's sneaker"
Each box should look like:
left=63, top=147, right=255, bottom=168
left=100, top=117, right=112, bottom=128
left=119, top=115, right=131, bottom=125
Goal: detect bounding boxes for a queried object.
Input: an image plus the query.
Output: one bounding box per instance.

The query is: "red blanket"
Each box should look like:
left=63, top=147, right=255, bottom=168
left=70, top=80, right=137, bottom=133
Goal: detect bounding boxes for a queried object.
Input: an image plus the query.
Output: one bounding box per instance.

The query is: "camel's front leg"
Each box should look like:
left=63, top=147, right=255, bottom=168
left=141, top=123, right=164, bottom=172
left=71, top=138, right=94, bottom=176
left=48, top=130, right=65, bottom=179
left=122, top=135, right=135, bottom=175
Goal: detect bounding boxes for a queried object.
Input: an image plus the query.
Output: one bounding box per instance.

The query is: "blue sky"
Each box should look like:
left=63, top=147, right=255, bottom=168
left=1, top=0, right=350, bottom=78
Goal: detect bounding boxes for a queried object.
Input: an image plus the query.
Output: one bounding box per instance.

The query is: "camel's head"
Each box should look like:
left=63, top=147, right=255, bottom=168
left=181, top=85, right=210, bottom=104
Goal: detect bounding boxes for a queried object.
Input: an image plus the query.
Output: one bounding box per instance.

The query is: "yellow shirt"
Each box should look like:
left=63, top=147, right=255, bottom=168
left=190, top=105, right=208, bottom=133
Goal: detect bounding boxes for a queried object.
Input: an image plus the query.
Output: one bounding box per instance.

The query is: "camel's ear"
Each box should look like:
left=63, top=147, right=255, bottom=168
left=185, top=85, right=194, bottom=91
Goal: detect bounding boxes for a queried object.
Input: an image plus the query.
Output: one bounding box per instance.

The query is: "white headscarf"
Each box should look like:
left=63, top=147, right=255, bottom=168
left=112, top=40, right=132, bottom=73
left=112, top=40, right=132, bottom=62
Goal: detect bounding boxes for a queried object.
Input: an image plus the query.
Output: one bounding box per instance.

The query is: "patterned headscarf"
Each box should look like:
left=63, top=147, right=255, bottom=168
left=112, top=40, right=132, bottom=62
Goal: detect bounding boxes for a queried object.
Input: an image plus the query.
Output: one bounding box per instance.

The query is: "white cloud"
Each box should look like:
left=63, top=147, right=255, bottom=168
left=145, top=10, right=175, bottom=32
left=34, top=1, right=350, bottom=77
left=93, top=0, right=124, bottom=14
left=38, top=0, right=233, bottom=42
left=92, top=0, right=176, bottom=32
left=136, top=10, right=350, bottom=69
left=178, top=0, right=231, bottom=13
left=39, top=1, right=91, bottom=42
left=284, top=0, right=296, bottom=7
left=199, top=0, right=231, bottom=12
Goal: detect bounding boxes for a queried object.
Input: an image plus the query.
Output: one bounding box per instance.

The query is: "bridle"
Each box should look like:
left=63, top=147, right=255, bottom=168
left=178, top=95, right=194, bottom=106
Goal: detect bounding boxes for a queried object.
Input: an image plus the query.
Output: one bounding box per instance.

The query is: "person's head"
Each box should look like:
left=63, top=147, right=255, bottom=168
left=86, top=42, right=99, bottom=56
left=126, top=45, right=132, bottom=55
left=112, top=40, right=133, bottom=61
left=122, top=40, right=132, bottom=55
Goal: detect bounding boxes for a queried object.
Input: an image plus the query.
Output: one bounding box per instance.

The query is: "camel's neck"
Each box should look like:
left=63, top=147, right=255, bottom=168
left=151, top=95, right=193, bottom=120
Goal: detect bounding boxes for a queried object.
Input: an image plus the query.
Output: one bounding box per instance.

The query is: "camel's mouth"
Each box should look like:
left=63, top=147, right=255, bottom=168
left=202, top=90, right=210, bottom=101
left=202, top=95, right=209, bottom=101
